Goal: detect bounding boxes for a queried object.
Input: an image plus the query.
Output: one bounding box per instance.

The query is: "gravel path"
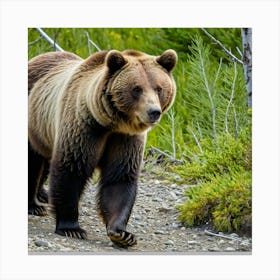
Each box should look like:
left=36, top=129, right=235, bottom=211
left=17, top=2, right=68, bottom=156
left=28, top=166, right=252, bottom=254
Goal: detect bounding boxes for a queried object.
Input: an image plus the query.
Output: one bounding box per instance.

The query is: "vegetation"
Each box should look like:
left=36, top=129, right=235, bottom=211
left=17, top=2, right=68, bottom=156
left=28, top=28, right=252, bottom=235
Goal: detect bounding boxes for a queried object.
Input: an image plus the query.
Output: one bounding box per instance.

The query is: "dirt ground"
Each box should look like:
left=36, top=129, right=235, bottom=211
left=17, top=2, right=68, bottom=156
left=28, top=166, right=252, bottom=254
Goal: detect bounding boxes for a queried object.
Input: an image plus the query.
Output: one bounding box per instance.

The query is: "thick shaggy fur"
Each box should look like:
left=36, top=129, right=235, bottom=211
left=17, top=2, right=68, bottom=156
left=28, top=49, right=177, bottom=246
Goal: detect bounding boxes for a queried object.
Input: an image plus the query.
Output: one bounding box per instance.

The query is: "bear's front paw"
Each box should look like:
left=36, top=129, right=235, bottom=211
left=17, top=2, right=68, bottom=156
left=107, top=229, right=137, bottom=247
left=28, top=204, right=47, bottom=216
left=55, top=227, right=87, bottom=239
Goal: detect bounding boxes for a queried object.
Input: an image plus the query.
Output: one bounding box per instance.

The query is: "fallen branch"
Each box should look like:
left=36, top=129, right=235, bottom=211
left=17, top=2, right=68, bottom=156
left=36, top=28, right=64, bottom=52
left=204, top=229, right=241, bottom=241
left=201, top=28, right=243, bottom=65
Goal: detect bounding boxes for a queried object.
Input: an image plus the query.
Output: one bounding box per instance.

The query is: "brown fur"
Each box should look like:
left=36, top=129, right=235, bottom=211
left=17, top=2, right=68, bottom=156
left=28, top=49, right=177, bottom=246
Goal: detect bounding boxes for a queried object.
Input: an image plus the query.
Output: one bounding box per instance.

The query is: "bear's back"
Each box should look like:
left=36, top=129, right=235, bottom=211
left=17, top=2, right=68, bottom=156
left=28, top=51, right=82, bottom=94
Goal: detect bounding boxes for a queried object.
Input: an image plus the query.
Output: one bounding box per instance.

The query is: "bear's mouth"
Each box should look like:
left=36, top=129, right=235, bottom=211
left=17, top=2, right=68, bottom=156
left=136, top=115, right=159, bottom=127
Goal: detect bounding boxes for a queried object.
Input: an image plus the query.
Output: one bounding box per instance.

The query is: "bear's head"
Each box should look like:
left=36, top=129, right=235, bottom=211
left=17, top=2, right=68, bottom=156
left=88, top=49, right=177, bottom=135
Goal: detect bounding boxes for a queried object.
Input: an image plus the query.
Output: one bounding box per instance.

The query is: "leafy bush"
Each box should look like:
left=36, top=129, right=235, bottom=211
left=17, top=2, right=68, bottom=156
left=172, top=128, right=251, bottom=183
left=177, top=169, right=251, bottom=234
left=174, top=128, right=252, bottom=234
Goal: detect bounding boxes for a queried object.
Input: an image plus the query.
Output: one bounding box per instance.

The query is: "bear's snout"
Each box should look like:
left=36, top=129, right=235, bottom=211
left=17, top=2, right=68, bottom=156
left=147, top=108, right=162, bottom=123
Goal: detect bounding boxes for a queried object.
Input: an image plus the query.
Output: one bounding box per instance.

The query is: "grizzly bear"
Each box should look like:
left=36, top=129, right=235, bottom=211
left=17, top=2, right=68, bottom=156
left=28, top=49, right=177, bottom=246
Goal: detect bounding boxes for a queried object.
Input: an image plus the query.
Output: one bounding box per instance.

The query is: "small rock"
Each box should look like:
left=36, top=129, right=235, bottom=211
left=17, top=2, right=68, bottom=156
left=60, top=247, right=72, bottom=252
left=133, top=215, right=141, bottom=221
left=34, top=240, right=51, bottom=248
left=187, top=240, right=198, bottom=245
left=169, top=191, right=177, bottom=199
left=158, top=207, right=172, bottom=213
left=154, top=180, right=160, bottom=185
left=164, top=240, right=175, bottom=246
left=225, top=247, right=236, bottom=252
left=171, top=222, right=181, bottom=228
left=154, top=230, right=166, bottom=235
left=208, top=246, right=221, bottom=252
left=230, top=233, right=239, bottom=238
left=240, top=240, right=250, bottom=247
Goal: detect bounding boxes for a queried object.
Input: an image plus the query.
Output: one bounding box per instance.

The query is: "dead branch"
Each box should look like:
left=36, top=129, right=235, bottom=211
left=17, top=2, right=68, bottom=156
left=201, top=28, right=243, bottom=65
left=36, top=28, right=64, bottom=52
left=204, top=229, right=242, bottom=241
left=85, top=31, right=101, bottom=53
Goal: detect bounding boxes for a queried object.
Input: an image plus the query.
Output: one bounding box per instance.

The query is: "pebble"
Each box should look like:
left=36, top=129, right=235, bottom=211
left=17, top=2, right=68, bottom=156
left=169, top=191, right=177, bottom=199
left=158, top=207, right=172, bottom=213
left=208, top=246, right=221, bottom=252
left=133, top=215, right=142, bottom=221
left=164, top=240, right=175, bottom=246
left=225, top=247, right=236, bottom=252
left=34, top=240, right=51, bottom=248
left=154, top=230, right=167, bottom=235
left=171, top=222, right=181, bottom=228
left=187, top=240, right=198, bottom=245
left=240, top=240, right=250, bottom=246
left=60, top=248, right=72, bottom=252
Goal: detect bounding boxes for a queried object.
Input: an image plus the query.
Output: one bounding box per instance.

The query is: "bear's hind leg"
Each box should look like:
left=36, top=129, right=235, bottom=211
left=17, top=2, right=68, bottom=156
left=50, top=159, right=88, bottom=240
left=28, top=143, right=49, bottom=216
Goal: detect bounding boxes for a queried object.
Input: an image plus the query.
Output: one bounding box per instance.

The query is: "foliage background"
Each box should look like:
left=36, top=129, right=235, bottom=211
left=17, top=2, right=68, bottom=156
left=28, top=28, right=252, bottom=234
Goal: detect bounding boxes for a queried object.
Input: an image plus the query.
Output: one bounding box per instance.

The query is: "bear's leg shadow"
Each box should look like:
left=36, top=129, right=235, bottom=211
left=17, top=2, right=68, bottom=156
left=49, top=154, right=89, bottom=239
left=28, top=142, right=49, bottom=216
left=97, top=134, right=144, bottom=247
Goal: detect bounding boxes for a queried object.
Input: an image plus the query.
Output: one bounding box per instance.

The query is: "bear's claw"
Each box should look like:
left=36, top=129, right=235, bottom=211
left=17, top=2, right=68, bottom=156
left=28, top=205, right=47, bottom=216
left=55, top=227, right=87, bottom=240
left=107, top=229, right=137, bottom=247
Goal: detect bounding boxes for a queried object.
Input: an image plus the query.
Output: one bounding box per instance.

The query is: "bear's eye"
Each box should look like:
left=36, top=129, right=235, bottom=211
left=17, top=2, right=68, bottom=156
left=156, top=86, right=163, bottom=95
left=132, top=86, right=143, bottom=98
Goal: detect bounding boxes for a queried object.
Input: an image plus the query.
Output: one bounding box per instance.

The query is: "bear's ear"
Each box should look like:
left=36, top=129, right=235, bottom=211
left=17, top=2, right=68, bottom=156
left=106, top=50, right=127, bottom=73
left=156, top=49, right=178, bottom=72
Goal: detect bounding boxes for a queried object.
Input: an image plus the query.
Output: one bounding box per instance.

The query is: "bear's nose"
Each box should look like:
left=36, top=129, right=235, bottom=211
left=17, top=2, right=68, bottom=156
left=147, top=108, right=162, bottom=123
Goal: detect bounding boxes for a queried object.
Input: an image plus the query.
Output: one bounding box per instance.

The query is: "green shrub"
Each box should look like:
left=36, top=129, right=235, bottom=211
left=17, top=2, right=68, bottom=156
left=177, top=169, right=251, bottom=234
left=174, top=128, right=252, bottom=234
left=171, top=128, right=251, bottom=184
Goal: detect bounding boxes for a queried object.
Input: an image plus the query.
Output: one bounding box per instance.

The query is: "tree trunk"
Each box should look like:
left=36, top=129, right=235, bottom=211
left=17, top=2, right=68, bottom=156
left=241, top=28, right=252, bottom=108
